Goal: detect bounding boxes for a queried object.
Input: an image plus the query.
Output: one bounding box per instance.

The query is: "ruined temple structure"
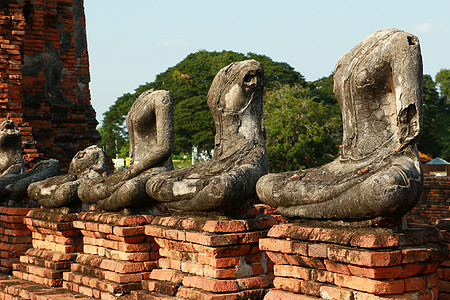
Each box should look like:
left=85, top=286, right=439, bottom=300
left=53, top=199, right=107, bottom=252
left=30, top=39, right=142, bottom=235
left=0, top=0, right=100, bottom=171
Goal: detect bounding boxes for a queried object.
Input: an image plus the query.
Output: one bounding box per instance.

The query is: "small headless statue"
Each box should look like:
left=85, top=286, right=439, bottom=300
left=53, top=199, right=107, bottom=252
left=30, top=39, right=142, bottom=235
left=146, top=60, right=268, bottom=215
left=0, top=120, right=61, bottom=204
left=77, top=90, right=174, bottom=212
left=256, top=29, right=424, bottom=223
left=27, top=145, right=109, bottom=210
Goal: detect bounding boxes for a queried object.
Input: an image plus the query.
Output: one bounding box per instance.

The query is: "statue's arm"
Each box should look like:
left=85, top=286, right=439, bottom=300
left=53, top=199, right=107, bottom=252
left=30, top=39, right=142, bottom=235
left=1, top=163, right=24, bottom=176
left=391, top=32, right=423, bottom=148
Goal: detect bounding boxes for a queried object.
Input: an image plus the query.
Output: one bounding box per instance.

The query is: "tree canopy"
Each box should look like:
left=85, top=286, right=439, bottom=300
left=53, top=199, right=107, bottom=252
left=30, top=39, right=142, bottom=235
left=264, top=84, right=341, bottom=172
left=419, top=70, right=450, bottom=160
left=99, top=50, right=305, bottom=158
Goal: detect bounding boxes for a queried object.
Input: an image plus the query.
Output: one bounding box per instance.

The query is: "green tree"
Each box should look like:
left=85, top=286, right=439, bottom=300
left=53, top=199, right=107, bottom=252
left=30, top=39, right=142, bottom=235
left=99, top=50, right=305, bottom=158
left=310, top=73, right=337, bottom=106
left=436, top=68, right=450, bottom=100
left=264, top=84, right=342, bottom=172
left=418, top=73, right=450, bottom=160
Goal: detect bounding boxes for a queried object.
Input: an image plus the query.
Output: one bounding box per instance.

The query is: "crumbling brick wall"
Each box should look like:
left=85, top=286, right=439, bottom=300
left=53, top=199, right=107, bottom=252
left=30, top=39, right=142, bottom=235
left=407, top=177, right=450, bottom=225
left=0, top=0, right=99, bottom=171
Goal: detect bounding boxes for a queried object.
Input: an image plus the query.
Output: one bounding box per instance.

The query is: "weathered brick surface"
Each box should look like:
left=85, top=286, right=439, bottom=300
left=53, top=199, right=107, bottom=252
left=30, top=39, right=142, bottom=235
left=63, top=212, right=157, bottom=299
left=261, top=223, right=447, bottom=299
left=408, top=177, right=450, bottom=225
left=12, top=211, right=80, bottom=287
left=437, top=218, right=450, bottom=299
left=0, top=206, right=33, bottom=274
left=0, top=273, right=90, bottom=299
left=140, top=215, right=277, bottom=299
left=0, top=0, right=99, bottom=171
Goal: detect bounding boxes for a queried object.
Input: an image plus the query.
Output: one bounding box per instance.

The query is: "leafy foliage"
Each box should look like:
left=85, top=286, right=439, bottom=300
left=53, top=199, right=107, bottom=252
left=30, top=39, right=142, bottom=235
left=99, top=50, right=305, bottom=157
left=264, top=84, right=342, bottom=172
left=419, top=72, right=450, bottom=160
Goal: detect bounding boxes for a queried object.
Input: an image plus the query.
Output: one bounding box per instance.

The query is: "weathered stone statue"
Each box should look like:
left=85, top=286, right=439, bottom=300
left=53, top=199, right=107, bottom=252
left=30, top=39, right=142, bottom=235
left=256, top=29, right=423, bottom=223
left=146, top=60, right=268, bottom=214
left=0, top=159, right=61, bottom=204
left=0, top=120, right=61, bottom=204
left=77, top=90, right=174, bottom=212
left=0, top=120, right=25, bottom=177
left=27, top=145, right=109, bottom=209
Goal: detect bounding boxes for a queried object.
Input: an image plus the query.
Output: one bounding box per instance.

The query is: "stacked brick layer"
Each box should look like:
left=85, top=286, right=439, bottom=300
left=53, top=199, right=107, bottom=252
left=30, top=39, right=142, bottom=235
left=437, top=219, right=450, bottom=300
left=64, top=212, right=159, bottom=299
left=260, top=223, right=448, bottom=300
left=0, top=207, right=33, bottom=274
left=134, top=215, right=278, bottom=300
left=1, top=0, right=99, bottom=170
left=408, top=177, right=450, bottom=225
left=0, top=273, right=90, bottom=300
left=12, top=210, right=80, bottom=287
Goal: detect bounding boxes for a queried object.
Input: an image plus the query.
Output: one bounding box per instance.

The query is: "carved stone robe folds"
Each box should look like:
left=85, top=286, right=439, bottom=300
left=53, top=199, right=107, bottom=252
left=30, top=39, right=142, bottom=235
left=256, top=29, right=424, bottom=221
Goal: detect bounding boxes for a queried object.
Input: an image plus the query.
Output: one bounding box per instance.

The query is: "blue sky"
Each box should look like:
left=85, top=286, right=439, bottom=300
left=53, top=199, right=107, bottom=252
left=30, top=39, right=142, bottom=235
left=84, top=0, right=450, bottom=124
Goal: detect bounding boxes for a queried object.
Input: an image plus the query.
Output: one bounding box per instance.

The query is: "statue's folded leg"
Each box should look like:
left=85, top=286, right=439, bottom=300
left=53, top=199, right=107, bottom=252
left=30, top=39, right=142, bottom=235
left=277, top=162, right=422, bottom=220
left=96, top=175, right=153, bottom=211
left=78, top=172, right=123, bottom=204
left=145, top=165, right=201, bottom=203
left=38, top=180, right=80, bottom=208
left=164, top=163, right=263, bottom=213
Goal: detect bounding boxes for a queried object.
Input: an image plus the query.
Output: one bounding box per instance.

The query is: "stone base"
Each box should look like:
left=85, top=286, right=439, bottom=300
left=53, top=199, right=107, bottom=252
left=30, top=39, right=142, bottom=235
left=0, top=207, right=33, bottom=274
left=136, top=214, right=278, bottom=299
left=260, top=223, right=448, bottom=299
left=12, top=210, right=80, bottom=287
left=63, top=212, right=159, bottom=299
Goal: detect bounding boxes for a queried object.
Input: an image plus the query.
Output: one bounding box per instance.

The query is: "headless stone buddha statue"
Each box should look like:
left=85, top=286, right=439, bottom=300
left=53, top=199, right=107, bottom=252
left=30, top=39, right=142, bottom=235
left=256, top=29, right=423, bottom=222
left=0, top=120, right=25, bottom=177
left=77, top=90, right=174, bottom=212
left=27, top=145, right=109, bottom=210
left=146, top=60, right=268, bottom=215
left=0, top=120, right=61, bottom=204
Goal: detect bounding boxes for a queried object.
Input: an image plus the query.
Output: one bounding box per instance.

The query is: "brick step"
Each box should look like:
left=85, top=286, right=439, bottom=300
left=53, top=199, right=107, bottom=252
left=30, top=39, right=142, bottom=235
left=0, top=273, right=91, bottom=299
left=63, top=271, right=141, bottom=299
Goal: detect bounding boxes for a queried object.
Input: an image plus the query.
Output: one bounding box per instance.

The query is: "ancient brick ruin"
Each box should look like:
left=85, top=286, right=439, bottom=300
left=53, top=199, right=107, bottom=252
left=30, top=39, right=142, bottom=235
left=0, top=0, right=99, bottom=171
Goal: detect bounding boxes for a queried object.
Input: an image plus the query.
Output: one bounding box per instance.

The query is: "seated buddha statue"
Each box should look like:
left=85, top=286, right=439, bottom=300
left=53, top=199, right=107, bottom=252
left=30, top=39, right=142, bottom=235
left=256, top=29, right=424, bottom=223
left=146, top=60, right=268, bottom=215
left=77, top=89, right=174, bottom=212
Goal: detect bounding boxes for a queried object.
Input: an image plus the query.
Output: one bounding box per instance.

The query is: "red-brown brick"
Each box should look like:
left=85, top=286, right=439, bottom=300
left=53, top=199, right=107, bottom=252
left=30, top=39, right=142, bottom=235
left=0, top=0, right=100, bottom=172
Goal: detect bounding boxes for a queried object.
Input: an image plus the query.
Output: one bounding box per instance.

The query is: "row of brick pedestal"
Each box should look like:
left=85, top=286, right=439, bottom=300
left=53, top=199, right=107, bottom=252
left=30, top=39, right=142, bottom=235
left=0, top=206, right=448, bottom=299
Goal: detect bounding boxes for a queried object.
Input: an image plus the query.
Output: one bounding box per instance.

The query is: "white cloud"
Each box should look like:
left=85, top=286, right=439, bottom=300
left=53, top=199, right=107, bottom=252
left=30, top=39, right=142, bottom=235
left=413, top=23, right=433, bottom=34
left=160, top=38, right=188, bottom=47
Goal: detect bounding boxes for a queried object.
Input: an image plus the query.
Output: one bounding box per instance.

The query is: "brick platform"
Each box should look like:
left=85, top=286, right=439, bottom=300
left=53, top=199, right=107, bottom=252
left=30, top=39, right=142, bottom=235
left=134, top=214, right=278, bottom=299
left=260, top=223, right=448, bottom=299
left=12, top=210, right=81, bottom=287
left=63, top=212, right=159, bottom=299
left=437, top=219, right=450, bottom=299
left=0, top=206, right=33, bottom=274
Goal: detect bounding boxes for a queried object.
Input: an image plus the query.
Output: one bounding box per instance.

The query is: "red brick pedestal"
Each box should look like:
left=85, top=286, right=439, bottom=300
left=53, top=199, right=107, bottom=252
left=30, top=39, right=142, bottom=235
left=134, top=214, right=278, bottom=299
left=260, top=223, right=448, bottom=299
left=12, top=210, right=80, bottom=287
left=0, top=207, right=33, bottom=274
left=437, top=219, right=450, bottom=299
left=63, top=212, right=159, bottom=299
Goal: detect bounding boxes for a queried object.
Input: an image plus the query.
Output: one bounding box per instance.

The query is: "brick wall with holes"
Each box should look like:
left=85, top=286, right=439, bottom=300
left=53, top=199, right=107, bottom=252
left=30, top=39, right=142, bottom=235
left=407, top=177, right=450, bottom=226
left=0, top=0, right=99, bottom=171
